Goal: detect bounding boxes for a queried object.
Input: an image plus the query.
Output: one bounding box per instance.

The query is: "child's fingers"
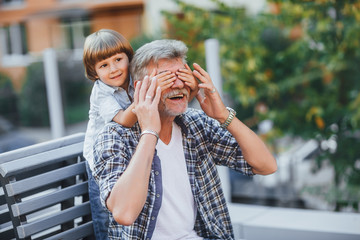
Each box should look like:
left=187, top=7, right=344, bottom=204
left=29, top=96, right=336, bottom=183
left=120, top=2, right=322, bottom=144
left=177, top=68, right=191, bottom=75
left=184, top=81, right=195, bottom=87
left=158, top=77, right=176, bottom=88
left=160, top=81, right=175, bottom=91
left=158, top=75, right=176, bottom=83
left=156, top=71, right=173, bottom=80
left=177, top=73, right=193, bottom=82
left=150, top=69, right=157, bottom=78
left=157, top=72, right=176, bottom=88
left=156, top=70, right=172, bottom=78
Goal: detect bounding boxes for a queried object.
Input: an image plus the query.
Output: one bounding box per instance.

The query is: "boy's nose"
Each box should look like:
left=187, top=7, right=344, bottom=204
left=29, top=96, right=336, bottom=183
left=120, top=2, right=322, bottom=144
left=110, top=63, right=117, bottom=72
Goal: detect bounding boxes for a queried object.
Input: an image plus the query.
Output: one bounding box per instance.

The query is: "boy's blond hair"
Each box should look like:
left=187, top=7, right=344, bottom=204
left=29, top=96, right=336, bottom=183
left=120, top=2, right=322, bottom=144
left=83, top=29, right=134, bottom=81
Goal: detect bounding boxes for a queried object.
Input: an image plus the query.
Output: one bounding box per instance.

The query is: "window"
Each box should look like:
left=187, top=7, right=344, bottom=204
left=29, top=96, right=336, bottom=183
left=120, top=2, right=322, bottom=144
left=0, top=0, right=24, bottom=7
left=61, top=17, right=90, bottom=50
left=0, top=23, right=29, bottom=66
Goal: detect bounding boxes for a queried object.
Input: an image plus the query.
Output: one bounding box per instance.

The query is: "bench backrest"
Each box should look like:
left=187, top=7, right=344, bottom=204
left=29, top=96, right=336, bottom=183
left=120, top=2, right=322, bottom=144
left=0, top=133, right=95, bottom=240
left=0, top=133, right=86, bottom=239
left=0, top=185, right=13, bottom=239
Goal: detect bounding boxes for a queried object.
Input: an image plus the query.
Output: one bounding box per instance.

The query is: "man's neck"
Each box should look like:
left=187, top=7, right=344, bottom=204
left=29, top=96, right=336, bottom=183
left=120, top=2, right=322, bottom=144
left=159, top=117, right=175, bottom=145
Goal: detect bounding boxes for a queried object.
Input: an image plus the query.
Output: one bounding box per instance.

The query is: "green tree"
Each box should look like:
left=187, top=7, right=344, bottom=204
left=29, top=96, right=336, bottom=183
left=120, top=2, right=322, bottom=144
left=163, top=0, right=360, bottom=211
left=0, top=72, right=19, bottom=123
left=18, top=58, right=91, bottom=126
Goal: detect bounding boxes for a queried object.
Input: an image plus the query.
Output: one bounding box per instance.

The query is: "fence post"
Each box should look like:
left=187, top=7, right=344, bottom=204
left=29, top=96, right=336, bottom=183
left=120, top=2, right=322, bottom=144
left=205, top=39, right=231, bottom=202
left=43, top=48, right=65, bottom=139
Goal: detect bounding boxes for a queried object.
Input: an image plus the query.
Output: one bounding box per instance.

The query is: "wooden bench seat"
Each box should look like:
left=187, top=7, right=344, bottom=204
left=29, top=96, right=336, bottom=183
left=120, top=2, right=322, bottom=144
left=0, top=133, right=95, bottom=240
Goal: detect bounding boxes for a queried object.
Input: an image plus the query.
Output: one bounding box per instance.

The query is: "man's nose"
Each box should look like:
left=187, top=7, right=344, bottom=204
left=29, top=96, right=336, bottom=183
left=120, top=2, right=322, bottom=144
left=172, top=77, right=184, bottom=88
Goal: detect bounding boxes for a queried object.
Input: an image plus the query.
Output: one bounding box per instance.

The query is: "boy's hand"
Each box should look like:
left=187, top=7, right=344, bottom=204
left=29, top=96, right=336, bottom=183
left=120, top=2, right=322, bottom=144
left=176, top=64, right=199, bottom=101
left=156, top=71, right=176, bottom=91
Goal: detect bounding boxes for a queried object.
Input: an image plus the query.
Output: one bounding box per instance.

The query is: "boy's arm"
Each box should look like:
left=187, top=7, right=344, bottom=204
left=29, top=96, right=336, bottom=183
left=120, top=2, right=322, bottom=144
left=112, top=103, right=137, bottom=128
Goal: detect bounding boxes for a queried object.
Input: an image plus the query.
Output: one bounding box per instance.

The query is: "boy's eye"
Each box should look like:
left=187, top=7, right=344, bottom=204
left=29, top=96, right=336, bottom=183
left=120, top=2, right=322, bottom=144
left=116, top=58, right=122, bottom=62
left=100, top=63, right=107, bottom=68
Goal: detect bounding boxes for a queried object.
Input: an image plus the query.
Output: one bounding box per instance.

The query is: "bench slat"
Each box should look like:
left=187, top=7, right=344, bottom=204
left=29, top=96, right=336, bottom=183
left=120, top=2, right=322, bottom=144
left=0, top=188, right=6, bottom=205
left=0, top=225, right=16, bottom=240
left=16, top=202, right=91, bottom=238
left=45, top=221, right=94, bottom=240
left=0, top=133, right=85, bottom=164
left=11, top=181, right=88, bottom=217
left=5, top=161, right=86, bottom=197
left=0, top=207, right=11, bottom=224
left=0, top=142, right=84, bottom=178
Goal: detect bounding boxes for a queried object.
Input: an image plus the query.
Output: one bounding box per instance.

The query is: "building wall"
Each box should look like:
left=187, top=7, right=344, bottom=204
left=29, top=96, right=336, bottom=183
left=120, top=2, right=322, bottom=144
left=0, top=0, right=144, bottom=88
left=91, top=8, right=143, bottom=40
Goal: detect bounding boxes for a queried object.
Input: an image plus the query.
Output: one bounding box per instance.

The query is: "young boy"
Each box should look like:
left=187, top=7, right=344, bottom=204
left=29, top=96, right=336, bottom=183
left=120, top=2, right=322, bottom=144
left=82, top=29, right=198, bottom=238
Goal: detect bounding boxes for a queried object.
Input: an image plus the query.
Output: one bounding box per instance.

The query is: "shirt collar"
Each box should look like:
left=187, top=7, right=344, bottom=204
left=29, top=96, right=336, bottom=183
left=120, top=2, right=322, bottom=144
left=97, top=76, right=134, bottom=94
left=97, top=79, right=118, bottom=94
left=174, top=109, right=192, bottom=137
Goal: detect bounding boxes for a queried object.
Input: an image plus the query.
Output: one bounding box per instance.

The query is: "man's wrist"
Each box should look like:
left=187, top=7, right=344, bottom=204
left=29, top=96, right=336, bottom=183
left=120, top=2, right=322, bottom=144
left=140, top=129, right=159, bottom=142
left=219, top=107, right=236, bottom=128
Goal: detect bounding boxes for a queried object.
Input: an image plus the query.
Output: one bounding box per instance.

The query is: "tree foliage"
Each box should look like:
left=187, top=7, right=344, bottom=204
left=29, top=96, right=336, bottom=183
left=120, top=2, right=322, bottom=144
left=163, top=0, right=360, bottom=210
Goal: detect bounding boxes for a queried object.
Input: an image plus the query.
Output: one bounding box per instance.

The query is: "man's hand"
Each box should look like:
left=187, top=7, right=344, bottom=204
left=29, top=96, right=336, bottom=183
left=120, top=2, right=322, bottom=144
left=133, top=74, right=162, bottom=134
left=192, top=63, right=228, bottom=123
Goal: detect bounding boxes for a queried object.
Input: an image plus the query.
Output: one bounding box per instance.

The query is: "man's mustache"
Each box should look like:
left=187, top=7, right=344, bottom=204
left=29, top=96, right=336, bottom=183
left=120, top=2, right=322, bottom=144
left=161, top=89, right=189, bottom=102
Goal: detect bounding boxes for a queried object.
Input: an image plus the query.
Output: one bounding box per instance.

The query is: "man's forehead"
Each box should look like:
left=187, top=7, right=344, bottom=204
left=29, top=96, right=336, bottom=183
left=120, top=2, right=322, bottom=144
left=151, top=58, right=185, bottom=72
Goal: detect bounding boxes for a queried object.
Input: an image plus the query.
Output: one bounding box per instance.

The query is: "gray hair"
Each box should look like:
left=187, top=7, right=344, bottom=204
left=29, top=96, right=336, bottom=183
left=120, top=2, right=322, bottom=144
left=130, top=39, right=188, bottom=81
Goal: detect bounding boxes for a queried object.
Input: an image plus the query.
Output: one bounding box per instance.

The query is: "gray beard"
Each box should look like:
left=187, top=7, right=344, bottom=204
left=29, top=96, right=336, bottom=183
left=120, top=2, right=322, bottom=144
left=163, top=102, right=188, bottom=117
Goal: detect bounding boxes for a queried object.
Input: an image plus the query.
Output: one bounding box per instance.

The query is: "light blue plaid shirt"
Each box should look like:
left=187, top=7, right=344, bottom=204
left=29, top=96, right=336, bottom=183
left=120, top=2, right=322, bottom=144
left=83, top=79, right=134, bottom=171
left=93, top=108, right=254, bottom=240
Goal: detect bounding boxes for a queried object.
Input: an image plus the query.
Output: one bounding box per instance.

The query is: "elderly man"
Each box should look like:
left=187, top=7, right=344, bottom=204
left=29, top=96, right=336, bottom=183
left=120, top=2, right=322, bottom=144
left=93, top=39, right=277, bottom=239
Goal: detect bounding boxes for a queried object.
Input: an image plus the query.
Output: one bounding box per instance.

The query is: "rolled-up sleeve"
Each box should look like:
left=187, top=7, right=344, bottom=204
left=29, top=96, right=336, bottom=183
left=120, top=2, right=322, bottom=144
left=185, top=109, right=254, bottom=176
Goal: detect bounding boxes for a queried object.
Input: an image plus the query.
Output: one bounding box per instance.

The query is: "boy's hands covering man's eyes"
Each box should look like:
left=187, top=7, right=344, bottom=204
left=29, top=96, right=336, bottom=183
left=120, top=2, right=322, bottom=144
left=153, top=63, right=199, bottom=102
left=156, top=71, right=176, bottom=91
left=177, top=64, right=199, bottom=101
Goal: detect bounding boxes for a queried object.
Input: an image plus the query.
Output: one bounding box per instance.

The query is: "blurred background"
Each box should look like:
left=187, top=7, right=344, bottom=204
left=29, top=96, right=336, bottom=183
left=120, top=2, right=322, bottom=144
left=0, top=0, right=359, bottom=214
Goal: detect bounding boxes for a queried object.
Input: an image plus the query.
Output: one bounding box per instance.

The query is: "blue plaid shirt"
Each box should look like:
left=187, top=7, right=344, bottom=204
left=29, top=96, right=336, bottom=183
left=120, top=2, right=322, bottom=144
left=93, top=108, right=254, bottom=240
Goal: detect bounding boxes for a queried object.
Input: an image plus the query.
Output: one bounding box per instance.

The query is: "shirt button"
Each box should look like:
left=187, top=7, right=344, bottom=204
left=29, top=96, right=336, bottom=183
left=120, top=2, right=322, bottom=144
left=156, top=193, right=160, bottom=198
left=151, top=216, right=155, bottom=220
left=155, top=171, right=159, bottom=175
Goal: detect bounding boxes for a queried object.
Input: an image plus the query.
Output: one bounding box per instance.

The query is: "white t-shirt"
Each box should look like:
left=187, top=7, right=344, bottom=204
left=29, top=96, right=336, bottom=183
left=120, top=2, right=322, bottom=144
left=83, top=79, right=134, bottom=171
left=152, top=123, right=202, bottom=240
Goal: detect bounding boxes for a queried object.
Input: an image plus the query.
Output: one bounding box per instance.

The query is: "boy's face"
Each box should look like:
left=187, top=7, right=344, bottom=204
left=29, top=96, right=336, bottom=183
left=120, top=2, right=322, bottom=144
left=95, top=52, right=130, bottom=89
